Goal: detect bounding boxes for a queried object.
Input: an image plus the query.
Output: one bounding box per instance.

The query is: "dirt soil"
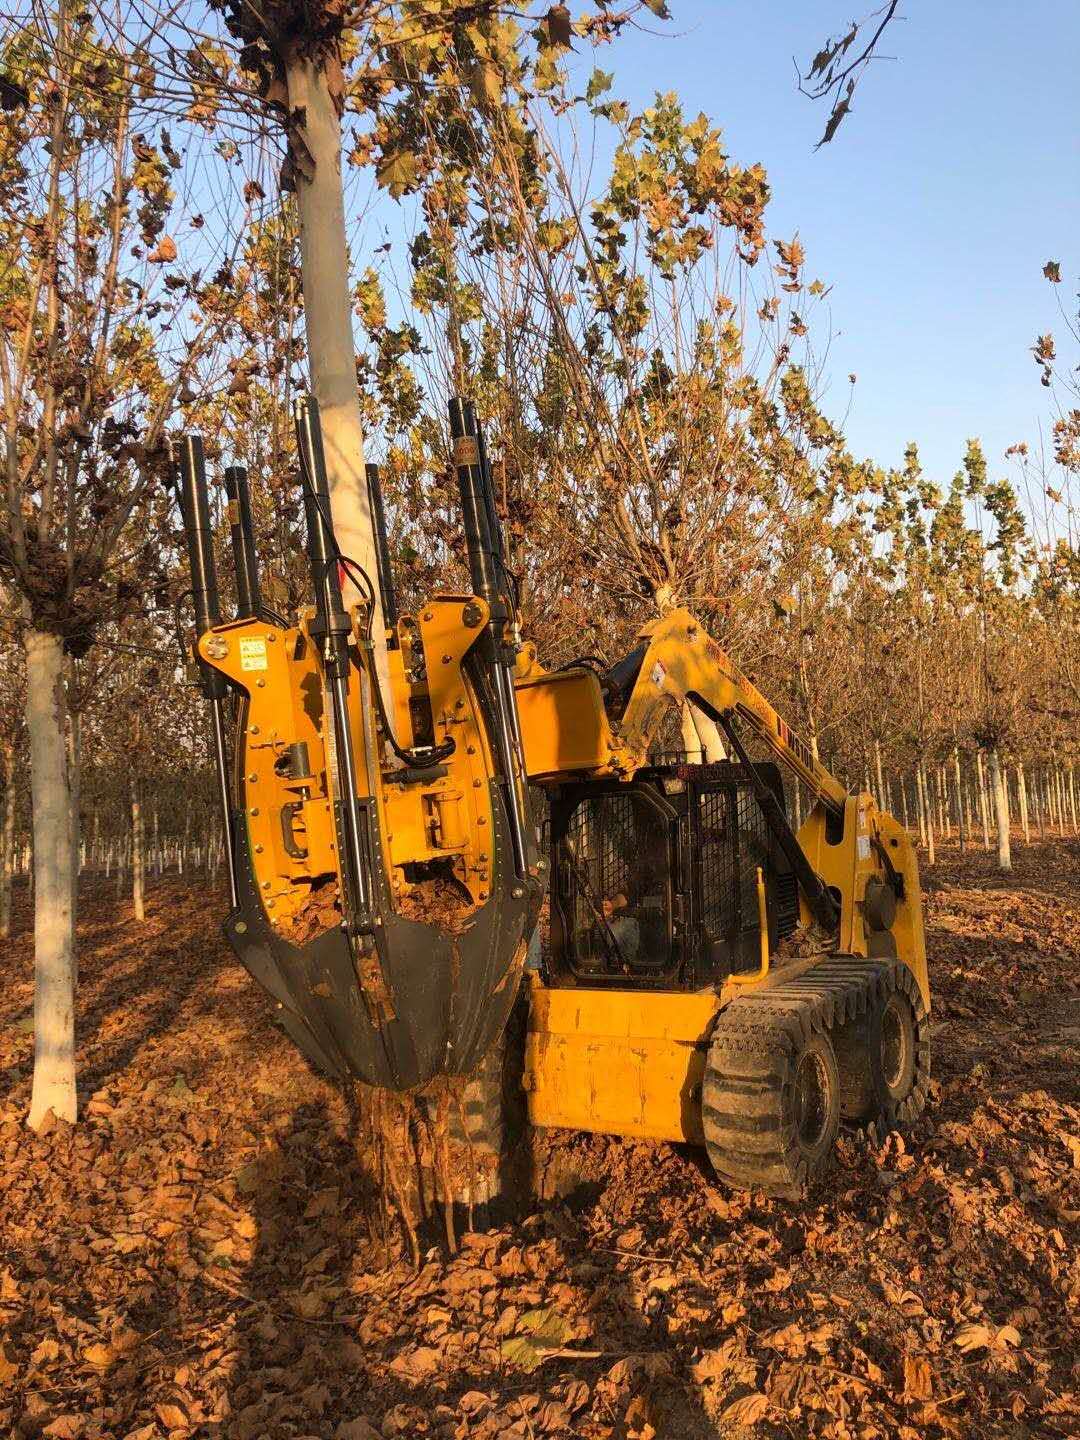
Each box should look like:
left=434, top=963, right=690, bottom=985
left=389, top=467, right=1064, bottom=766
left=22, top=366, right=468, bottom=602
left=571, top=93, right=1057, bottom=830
left=1, top=841, right=1078, bottom=1440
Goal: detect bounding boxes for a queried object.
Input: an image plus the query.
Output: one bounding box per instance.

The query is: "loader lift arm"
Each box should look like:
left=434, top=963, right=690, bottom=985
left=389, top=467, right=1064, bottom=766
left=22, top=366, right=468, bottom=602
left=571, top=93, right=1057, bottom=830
left=515, top=607, right=853, bottom=931
left=610, top=611, right=848, bottom=818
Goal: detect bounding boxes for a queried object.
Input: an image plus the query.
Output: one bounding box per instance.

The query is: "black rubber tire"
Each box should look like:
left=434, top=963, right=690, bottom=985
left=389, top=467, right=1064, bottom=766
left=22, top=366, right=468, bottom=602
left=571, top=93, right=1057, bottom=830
left=702, top=1008, right=841, bottom=1198
left=832, top=963, right=930, bottom=1132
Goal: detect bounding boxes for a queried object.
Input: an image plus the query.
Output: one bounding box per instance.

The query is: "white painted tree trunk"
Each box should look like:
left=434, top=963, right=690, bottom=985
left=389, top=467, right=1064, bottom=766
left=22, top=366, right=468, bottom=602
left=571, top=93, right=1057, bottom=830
left=0, top=741, right=14, bottom=939
left=914, top=767, right=926, bottom=846
left=976, top=750, right=990, bottom=850
left=1017, top=761, right=1030, bottom=845
left=917, top=763, right=935, bottom=864
left=284, top=55, right=387, bottom=695
left=131, top=774, right=145, bottom=923
left=689, top=704, right=725, bottom=763
left=25, top=628, right=77, bottom=1129
left=66, top=687, right=80, bottom=984
left=679, top=702, right=702, bottom=763
left=988, top=747, right=1011, bottom=872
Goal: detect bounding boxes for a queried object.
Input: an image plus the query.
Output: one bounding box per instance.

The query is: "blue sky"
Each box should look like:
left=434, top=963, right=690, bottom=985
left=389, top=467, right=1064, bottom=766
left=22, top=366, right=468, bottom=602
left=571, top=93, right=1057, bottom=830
left=592, top=0, right=1078, bottom=489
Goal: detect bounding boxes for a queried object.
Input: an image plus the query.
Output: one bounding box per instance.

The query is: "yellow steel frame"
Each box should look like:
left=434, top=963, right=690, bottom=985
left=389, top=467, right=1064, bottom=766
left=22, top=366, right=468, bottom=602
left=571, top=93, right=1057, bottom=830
left=515, top=607, right=929, bottom=1145
left=195, top=594, right=511, bottom=929
left=196, top=584, right=927, bottom=1148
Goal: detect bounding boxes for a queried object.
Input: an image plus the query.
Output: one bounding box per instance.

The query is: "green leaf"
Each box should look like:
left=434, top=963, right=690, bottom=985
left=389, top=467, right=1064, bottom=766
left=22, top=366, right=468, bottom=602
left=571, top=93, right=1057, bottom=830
left=500, top=1335, right=543, bottom=1371
left=376, top=150, right=418, bottom=199
left=235, top=1161, right=261, bottom=1195
left=586, top=69, right=613, bottom=103
left=501, top=1309, right=571, bottom=1370
left=165, top=1074, right=195, bottom=1105
left=469, top=62, right=503, bottom=109
left=516, top=1308, right=570, bottom=1346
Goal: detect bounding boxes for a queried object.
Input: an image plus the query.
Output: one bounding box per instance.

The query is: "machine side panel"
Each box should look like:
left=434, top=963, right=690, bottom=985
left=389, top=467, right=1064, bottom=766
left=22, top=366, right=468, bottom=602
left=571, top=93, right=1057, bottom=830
left=523, top=984, right=720, bottom=1143
left=515, top=670, right=613, bottom=778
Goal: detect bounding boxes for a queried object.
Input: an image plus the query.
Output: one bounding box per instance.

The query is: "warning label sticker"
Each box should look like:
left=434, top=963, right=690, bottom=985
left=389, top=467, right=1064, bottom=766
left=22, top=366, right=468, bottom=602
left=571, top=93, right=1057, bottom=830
left=239, top=637, right=268, bottom=672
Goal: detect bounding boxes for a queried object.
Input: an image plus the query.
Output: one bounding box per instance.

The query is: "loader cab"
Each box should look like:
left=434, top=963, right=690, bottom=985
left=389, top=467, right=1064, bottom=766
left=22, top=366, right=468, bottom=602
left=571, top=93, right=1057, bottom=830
left=547, top=762, right=799, bottom=991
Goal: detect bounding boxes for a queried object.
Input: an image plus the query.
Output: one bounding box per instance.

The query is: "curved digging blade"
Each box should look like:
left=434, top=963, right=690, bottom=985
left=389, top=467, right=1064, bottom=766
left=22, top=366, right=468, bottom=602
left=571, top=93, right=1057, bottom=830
left=223, top=789, right=541, bottom=1090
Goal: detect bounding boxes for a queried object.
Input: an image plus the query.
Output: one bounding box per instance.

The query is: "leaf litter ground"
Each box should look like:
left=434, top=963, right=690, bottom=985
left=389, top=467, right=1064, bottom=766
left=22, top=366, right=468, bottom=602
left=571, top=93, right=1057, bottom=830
left=0, top=840, right=1077, bottom=1439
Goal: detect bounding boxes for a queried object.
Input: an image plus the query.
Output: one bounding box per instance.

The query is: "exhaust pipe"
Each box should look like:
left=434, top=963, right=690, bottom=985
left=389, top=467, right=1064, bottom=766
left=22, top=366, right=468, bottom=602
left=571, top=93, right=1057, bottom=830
left=177, top=435, right=239, bottom=910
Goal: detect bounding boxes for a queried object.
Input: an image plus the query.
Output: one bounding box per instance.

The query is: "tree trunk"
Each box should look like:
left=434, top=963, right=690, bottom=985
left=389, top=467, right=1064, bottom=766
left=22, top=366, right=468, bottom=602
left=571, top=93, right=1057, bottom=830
left=67, top=677, right=81, bottom=900
left=0, top=740, right=14, bottom=939
left=1017, top=762, right=1030, bottom=845
left=66, top=683, right=81, bottom=983
left=1003, top=764, right=1012, bottom=831
left=131, top=774, right=145, bottom=922
left=284, top=54, right=387, bottom=692
left=900, top=778, right=909, bottom=832
left=873, top=739, right=885, bottom=810
left=962, top=769, right=972, bottom=843
left=953, top=748, right=965, bottom=851
left=988, top=748, right=1011, bottom=871
left=976, top=750, right=990, bottom=850
left=917, top=763, right=935, bottom=864
left=1065, top=766, right=1077, bottom=835
left=914, top=767, right=926, bottom=846
left=689, top=704, right=725, bottom=763
left=25, top=628, right=77, bottom=1129
left=680, top=701, right=702, bottom=763
left=1069, top=764, right=1078, bottom=834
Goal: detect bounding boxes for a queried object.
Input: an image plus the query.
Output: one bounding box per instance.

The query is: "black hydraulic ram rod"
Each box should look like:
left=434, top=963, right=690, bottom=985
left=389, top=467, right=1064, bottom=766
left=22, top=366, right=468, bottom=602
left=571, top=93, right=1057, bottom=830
left=474, top=418, right=530, bottom=789
left=449, top=396, right=530, bottom=880
left=716, top=711, right=839, bottom=933
left=475, top=422, right=512, bottom=602
left=450, top=397, right=503, bottom=612
left=365, top=463, right=399, bottom=643
left=294, top=394, right=377, bottom=943
left=177, top=434, right=239, bottom=911
left=223, top=464, right=261, bottom=620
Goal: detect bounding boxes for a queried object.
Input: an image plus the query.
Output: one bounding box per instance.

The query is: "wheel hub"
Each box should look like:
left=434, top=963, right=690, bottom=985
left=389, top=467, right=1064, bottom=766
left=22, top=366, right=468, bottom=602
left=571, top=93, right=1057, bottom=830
left=881, top=996, right=909, bottom=1094
left=794, top=1049, right=830, bottom=1149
